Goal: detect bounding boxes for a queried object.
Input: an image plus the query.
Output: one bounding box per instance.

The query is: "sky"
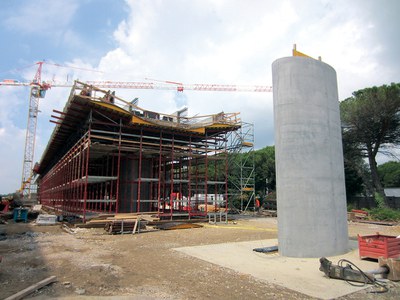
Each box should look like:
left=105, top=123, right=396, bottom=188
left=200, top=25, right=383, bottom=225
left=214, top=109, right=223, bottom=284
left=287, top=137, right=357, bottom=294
left=0, top=0, right=399, bottom=194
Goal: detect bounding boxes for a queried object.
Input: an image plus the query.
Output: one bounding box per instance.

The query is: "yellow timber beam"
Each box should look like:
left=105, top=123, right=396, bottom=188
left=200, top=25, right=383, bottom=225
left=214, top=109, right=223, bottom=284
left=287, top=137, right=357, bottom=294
left=292, top=44, right=321, bottom=61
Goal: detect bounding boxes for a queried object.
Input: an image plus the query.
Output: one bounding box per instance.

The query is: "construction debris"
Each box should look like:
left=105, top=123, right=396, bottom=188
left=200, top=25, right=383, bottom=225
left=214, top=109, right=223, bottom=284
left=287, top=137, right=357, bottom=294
left=253, top=245, right=278, bottom=253
left=258, top=209, right=277, bottom=217
left=349, top=209, right=369, bottom=221
left=4, top=275, right=57, bottom=300
left=35, top=214, right=58, bottom=225
left=61, top=224, right=76, bottom=234
left=154, top=222, right=203, bottom=230
left=378, top=257, right=400, bottom=281
left=32, top=204, right=43, bottom=212
left=356, top=219, right=398, bottom=226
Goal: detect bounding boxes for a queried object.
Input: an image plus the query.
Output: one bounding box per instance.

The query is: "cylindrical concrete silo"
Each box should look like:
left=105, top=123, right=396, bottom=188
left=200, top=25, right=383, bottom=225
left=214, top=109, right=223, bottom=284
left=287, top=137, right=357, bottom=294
left=272, top=56, right=349, bottom=258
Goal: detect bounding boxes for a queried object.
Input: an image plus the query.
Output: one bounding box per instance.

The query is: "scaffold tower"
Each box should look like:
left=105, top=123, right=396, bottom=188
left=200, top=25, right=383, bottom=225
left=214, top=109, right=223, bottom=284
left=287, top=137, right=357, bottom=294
left=227, top=122, right=255, bottom=212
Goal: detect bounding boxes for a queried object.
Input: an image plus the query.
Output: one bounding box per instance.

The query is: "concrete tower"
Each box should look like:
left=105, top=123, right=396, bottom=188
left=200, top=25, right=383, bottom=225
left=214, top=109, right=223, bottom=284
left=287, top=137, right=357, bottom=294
left=272, top=56, right=349, bottom=258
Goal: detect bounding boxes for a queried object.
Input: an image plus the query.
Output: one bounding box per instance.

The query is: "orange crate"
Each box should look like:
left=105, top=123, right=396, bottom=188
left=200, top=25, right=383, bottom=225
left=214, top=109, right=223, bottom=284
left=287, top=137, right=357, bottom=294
left=358, top=233, right=400, bottom=260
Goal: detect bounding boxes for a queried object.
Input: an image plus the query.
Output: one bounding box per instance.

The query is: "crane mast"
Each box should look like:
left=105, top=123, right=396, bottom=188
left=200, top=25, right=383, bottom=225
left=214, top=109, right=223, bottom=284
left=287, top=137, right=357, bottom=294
left=21, top=87, right=39, bottom=198
left=20, top=62, right=51, bottom=198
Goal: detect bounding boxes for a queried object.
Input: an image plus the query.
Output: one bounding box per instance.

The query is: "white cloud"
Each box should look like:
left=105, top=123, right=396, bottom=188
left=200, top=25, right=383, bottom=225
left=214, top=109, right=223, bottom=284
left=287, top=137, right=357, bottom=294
left=61, top=29, right=86, bottom=50
left=4, top=0, right=79, bottom=36
left=95, top=0, right=400, bottom=145
left=0, top=88, right=28, bottom=193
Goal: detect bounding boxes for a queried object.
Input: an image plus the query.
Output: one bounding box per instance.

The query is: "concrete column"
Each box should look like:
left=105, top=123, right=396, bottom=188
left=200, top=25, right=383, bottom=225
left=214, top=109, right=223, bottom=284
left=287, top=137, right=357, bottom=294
left=272, top=56, right=349, bottom=257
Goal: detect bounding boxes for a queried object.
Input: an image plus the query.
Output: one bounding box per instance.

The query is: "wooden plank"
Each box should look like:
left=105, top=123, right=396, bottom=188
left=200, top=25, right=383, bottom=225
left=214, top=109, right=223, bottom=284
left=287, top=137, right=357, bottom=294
left=107, top=215, right=138, bottom=220
left=138, top=215, right=159, bottom=222
left=357, top=220, right=396, bottom=226
left=114, top=212, right=158, bottom=217
left=106, top=215, right=159, bottom=222
left=110, top=220, right=142, bottom=223
left=74, top=222, right=106, bottom=228
left=87, top=219, right=113, bottom=224
left=132, top=218, right=139, bottom=234
left=87, top=212, right=157, bottom=222
left=156, top=222, right=203, bottom=230
left=4, top=276, right=57, bottom=300
left=94, top=213, right=115, bottom=219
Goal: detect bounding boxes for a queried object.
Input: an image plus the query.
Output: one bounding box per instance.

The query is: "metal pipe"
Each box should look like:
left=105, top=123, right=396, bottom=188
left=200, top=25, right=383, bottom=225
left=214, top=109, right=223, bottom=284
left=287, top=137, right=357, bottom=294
left=137, top=128, right=143, bottom=213
left=366, top=266, right=389, bottom=275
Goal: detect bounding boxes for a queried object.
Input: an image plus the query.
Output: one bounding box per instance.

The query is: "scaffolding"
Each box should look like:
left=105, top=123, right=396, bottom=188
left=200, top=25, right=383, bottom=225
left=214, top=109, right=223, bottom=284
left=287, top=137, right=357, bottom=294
left=227, top=122, right=255, bottom=212
left=37, top=81, right=240, bottom=221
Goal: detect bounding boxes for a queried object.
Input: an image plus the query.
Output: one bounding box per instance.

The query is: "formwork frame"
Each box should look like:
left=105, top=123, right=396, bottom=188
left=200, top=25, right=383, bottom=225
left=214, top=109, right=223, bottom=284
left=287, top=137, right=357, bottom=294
left=38, top=82, right=238, bottom=221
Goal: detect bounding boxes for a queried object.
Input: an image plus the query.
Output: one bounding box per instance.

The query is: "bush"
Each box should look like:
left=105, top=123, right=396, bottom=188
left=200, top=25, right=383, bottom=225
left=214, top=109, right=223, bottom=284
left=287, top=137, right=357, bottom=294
left=347, top=203, right=355, bottom=212
left=368, top=207, right=400, bottom=221
left=374, top=192, right=386, bottom=209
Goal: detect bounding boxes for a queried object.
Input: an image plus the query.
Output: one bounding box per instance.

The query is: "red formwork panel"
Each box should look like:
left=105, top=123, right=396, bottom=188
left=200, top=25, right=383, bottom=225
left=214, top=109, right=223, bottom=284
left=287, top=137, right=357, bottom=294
left=358, top=233, right=400, bottom=260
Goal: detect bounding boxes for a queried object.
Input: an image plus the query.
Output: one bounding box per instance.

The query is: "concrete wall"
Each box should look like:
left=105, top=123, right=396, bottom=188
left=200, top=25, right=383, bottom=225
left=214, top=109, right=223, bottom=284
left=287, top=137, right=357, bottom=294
left=272, top=56, right=349, bottom=257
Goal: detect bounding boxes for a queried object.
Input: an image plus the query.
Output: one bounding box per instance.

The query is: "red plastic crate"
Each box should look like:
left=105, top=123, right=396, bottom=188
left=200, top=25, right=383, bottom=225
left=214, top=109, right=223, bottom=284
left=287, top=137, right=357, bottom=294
left=358, top=233, right=400, bottom=260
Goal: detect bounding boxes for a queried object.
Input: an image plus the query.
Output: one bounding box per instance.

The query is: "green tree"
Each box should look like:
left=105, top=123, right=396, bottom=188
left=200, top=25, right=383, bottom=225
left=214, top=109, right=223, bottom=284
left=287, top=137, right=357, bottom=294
left=254, top=146, right=275, bottom=196
left=343, top=161, right=365, bottom=197
left=340, top=83, right=400, bottom=203
left=342, top=131, right=372, bottom=198
left=378, top=161, right=400, bottom=187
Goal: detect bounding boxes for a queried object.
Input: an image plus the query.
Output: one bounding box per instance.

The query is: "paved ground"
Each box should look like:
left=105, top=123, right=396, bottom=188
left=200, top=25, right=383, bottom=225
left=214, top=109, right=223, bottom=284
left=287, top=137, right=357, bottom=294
left=0, top=215, right=400, bottom=299
left=175, top=238, right=377, bottom=299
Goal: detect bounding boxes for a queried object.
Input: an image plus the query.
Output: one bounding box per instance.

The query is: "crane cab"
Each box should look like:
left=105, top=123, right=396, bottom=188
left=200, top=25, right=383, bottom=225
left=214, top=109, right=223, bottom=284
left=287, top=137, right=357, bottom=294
left=31, top=86, right=47, bottom=98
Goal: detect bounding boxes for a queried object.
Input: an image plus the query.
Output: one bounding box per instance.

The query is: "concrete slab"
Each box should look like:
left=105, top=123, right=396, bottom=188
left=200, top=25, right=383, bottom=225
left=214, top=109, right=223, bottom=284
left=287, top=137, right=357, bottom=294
left=174, top=239, right=378, bottom=299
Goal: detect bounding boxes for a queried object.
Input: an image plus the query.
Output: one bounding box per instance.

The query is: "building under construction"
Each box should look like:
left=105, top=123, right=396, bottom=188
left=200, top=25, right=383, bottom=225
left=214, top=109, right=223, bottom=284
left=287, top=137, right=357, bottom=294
left=36, top=81, right=242, bottom=221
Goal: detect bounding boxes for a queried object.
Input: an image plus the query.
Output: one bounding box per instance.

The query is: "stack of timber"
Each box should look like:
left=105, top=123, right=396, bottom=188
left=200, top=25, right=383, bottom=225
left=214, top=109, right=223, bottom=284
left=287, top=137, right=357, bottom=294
left=75, top=212, right=159, bottom=232
left=105, top=219, right=147, bottom=234
left=106, top=213, right=159, bottom=234
left=75, top=212, right=207, bottom=233
left=351, top=209, right=369, bottom=220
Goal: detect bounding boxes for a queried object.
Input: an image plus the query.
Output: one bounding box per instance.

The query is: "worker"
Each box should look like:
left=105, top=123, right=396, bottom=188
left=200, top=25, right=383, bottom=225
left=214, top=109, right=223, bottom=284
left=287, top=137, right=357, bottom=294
left=102, top=90, right=110, bottom=103
left=255, top=197, right=261, bottom=212
left=110, top=91, right=115, bottom=104
left=103, top=90, right=115, bottom=103
left=80, top=86, right=92, bottom=97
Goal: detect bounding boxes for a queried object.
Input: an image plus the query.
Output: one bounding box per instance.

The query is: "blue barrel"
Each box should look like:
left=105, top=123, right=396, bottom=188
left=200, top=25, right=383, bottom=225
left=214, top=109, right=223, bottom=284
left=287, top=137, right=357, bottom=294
left=13, top=208, right=28, bottom=222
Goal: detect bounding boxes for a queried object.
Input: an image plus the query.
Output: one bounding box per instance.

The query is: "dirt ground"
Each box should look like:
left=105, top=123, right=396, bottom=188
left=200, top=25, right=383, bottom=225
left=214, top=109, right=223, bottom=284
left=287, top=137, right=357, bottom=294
left=1, top=214, right=400, bottom=300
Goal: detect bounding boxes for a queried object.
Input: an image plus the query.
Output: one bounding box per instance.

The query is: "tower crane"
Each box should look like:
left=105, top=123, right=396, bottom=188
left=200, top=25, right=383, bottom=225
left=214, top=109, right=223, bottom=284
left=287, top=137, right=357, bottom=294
left=1, top=63, right=272, bottom=199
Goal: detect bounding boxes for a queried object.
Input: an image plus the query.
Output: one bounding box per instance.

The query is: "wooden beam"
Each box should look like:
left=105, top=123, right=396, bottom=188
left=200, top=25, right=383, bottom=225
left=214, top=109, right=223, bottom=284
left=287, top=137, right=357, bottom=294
left=132, top=218, right=139, bottom=234
left=4, top=276, right=57, bottom=300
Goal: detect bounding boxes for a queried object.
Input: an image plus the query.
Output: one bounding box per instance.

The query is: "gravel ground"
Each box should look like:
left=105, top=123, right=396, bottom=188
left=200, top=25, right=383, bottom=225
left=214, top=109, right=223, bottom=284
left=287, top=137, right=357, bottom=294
left=0, top=215, right=399, bottom=299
